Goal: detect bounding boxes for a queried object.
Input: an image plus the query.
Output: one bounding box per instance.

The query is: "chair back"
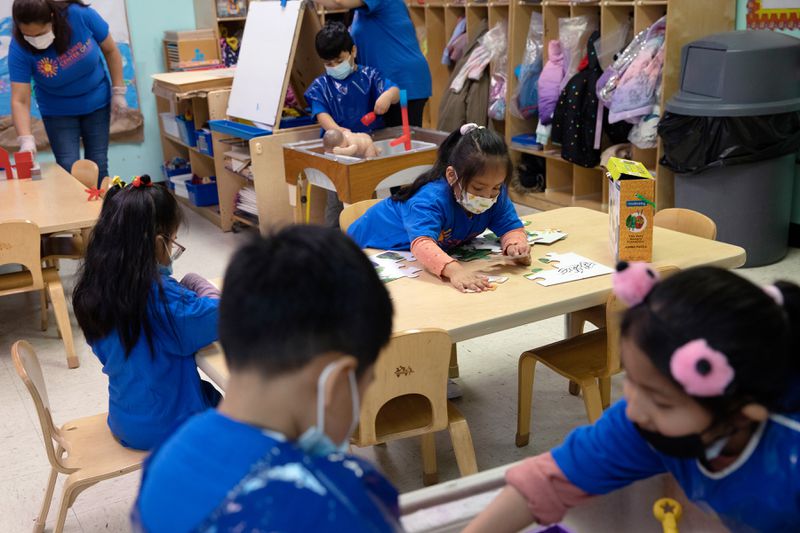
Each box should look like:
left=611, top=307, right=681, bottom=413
left=0, top=220, right=44, bottom=295
left=654, top=208, right=717, bottom=240
left=605, top=265, right=680, bottom=376
left=354, top=329, right=452, bottom=446
left=11, top=340, right=73, bottom=473
left=70, top=159, right=99, bottom=189
left=339, top=199, right=381, bottom=232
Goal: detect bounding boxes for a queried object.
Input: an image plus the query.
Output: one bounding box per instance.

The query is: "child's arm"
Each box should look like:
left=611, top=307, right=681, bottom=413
left=411, top=237, right=492, bottom=292
left=317, top=112, right=342, bottom=132
left=488, top=187, right=530, bottom=263
left=179, top=273, right=220, bottom=299
left=162, top=279, right=220, bottom=355
left=374, top=86, right=401, bottom=115
left=466, top=453, right=592, bottom=533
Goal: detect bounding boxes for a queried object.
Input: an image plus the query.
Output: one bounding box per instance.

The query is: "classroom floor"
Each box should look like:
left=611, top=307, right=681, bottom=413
left=1, top=205, right=799, bottom=532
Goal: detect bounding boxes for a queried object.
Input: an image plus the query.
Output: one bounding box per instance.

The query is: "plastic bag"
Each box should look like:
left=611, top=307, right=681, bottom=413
left=658, top=111, right=800, bottom=174
left=485, top=22, right=508, bottom=121
left=510, top=12, right=544, bottom=120
left=594, top=19, right=631, bottom=70
left=559, top=15, right=598, bottom=86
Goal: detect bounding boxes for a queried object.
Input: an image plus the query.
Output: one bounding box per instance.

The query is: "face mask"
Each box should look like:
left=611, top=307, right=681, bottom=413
left=634, top=424, right=730, bottom=461
left=158, top=235, right=185, bottom=276
left=451, top=172, right=498, bottom=215
left=24, top=31, right=55, bottom=50
left=326, top=57, right=354, bottom=80
left=158, top=264, right=173, bottom=277
left=297, top=360, right=360, bottom=457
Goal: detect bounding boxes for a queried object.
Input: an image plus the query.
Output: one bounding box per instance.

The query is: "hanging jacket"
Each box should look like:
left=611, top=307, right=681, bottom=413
left=537, top=40, right=566, bottom=125
left=438, top=19, right=490, bottom=132
left=551, top=32, right=631, bottom=168
left=608, top=39, right=665, bottom=124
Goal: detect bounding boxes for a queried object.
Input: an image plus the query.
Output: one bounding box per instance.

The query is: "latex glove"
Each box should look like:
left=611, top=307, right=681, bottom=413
left=17, top=134, right=36, bottom=155
left=505, top=242, right=532, bottom=265
left=374, top=92, right=392, bottom=115
left=111, top=86, right=128, bottom=116
left=443, top=263, right=491, bottom=293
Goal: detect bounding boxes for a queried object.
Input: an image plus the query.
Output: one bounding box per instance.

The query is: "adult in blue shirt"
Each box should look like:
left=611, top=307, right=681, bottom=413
left=312, top=0, right=431, bottom=127
left=9, top=0, right=128, bottom=184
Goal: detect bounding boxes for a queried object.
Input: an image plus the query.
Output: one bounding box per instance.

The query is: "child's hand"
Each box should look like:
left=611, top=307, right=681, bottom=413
left=444, top=262, right=492, bottom=293
left=374, top=93, right=392, bottom=115
left=505, top=242, right=532, bottom=265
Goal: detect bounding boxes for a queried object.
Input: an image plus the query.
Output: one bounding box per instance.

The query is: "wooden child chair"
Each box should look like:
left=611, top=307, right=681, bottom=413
left=351, top=329, right=478, bottom=486
left=1, top=221, right=79, bottom=368
left=564, top=209, right=717, bottom=394
left=12, top=340, right=146, bottom=533
left=516, top=266, right=679, bottom=447
left=339, top=198, right=381, bottom=232
left=70, top=159, right=99, bottom=189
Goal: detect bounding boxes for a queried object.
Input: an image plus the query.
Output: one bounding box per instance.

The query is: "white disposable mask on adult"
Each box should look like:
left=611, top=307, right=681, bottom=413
left=25, top=31, right=55, bottom=50
left=452, top=171, right=498, bottom=215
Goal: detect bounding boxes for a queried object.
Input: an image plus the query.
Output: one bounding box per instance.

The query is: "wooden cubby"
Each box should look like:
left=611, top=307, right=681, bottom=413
left=407, top=0, right=735, bottom=213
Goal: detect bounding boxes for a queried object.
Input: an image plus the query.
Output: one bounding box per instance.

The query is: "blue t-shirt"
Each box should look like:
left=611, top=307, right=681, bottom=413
left=351, top=0, right=432, bottom=101
left=134, top=410, right=401, bottom=533
left=304, top=65, right=395, bottom=133
left=89, top=273, right=220, bottom=451
left=552, top=400, right=800, bottom=532
left=348, top=178, right=523, bottom=251
left=8, top=4, right=111, bottom=116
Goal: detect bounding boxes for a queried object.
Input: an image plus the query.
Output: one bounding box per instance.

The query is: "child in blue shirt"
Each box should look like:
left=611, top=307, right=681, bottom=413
left=305, top=20, right=399, bottom=134
left=467, top=264, right=800, bottom=533
left=134, top=226, right=399, bottom=532
left=305, top=20, right=399, bottom=227
left=73, top=175, right=221, bottom=451
left=348, top=124, right=532, bottom=293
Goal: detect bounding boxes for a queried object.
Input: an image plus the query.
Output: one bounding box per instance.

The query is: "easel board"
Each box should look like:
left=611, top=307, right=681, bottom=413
left=227, top=1, right=321, bottom=130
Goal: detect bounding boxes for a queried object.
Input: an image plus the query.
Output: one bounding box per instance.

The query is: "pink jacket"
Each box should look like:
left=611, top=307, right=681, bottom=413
left=537, top=40, right=566, bottom=125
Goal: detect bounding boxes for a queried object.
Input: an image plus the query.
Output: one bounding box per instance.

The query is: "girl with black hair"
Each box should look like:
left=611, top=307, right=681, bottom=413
left=348, top=124, right=531, bottom=293
left=73, top=176, right=222, bottom=451
left=468, top=265, right=800, bottom=532
left=9, top=0, right=127, bottom=183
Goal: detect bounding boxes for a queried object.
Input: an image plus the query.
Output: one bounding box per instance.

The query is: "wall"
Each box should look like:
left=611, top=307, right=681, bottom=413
left=37, top=0, right=197, bottom=180
left=736, top=0, right=800, bottom=230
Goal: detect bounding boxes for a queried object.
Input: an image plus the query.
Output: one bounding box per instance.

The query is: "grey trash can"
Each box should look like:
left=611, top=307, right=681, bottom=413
left=659, top=31, right=800, bottom=267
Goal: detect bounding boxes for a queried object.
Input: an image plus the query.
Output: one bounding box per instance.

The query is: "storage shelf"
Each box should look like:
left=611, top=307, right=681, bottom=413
left=164, top=133, right=193, bottom=149
left=174, top=194, right=222, bottom=227
left=511, top=144, right=603, bottom=170
left=233, top=213, right=258, bottom=228
left=217, top=16, right=246, bottom=22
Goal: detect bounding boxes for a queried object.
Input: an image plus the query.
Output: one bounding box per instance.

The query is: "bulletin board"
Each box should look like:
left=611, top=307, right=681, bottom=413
left=0, top=0, right=143, bottom=151
left=747, top=0, right=800, bottom=30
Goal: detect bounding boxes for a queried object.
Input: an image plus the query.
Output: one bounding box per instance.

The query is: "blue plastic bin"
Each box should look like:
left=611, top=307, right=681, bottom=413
left=176, top=116, right=197, bottom=147
left=196, top=129, right=213, bottom=156
left=162, top=161, right=191, bottom=182
left=186, top=178, right=218, bottom=207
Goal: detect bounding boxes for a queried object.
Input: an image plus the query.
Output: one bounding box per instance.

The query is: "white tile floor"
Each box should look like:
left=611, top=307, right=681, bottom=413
left=1, top=205, right=799, bottom=532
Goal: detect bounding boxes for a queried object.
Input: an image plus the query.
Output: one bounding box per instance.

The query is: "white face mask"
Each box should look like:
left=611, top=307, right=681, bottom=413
left=24, top=30, right=55, bottom=50
left=451, top=171, right=498, bottom=215
left=325, top=56, right=355, bottom=81
left=296, top=360, right=360, bottom=457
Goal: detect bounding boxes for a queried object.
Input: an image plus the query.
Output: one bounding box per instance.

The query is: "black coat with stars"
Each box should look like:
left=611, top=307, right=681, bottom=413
left=552, top=31, right=631, bottom=168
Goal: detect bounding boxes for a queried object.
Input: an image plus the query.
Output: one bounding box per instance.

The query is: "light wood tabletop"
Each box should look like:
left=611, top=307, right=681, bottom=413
left=0, top=163, right=101, bottom=234
left=196, top=207, right=746, bottom=388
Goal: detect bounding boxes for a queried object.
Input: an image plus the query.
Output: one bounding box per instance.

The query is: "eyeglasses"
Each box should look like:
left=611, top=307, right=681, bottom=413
left=162, top=235, right=186, bottom=263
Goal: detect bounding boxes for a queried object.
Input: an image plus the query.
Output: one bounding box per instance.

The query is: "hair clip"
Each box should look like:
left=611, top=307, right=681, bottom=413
left=110, top=176, right=125, bottom=188
left=131, top=176, right=142, bottom=188
left=763, top=285, right=784, bottom=306
left=460, top=123, right=485, bottom=135
left=612, top=261, right=659, bottom=307
left=670, top=339, right=734, bottom=397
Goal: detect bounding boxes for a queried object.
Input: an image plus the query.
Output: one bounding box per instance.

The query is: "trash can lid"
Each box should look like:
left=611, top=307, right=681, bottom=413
left=666, top=31, right=800, bottom=117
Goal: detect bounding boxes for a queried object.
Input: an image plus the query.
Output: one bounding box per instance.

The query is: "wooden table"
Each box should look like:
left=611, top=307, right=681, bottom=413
left=196, top=207, right=745, bottom=388
left=0, top=163, right=101, bottom=234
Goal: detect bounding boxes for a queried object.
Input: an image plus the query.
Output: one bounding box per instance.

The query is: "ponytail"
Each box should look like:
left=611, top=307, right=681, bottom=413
left=392, top=126, right=513, bottom=202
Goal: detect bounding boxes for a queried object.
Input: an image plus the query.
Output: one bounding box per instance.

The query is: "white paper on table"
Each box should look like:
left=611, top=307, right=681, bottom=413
left=525, top=252, right=614, bottom=286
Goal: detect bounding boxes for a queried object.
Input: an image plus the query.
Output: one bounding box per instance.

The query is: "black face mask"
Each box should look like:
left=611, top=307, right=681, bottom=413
left=634, top=424, right=707, bottom=459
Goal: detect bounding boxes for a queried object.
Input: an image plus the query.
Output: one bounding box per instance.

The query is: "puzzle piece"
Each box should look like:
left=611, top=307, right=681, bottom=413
left=524, top=252, right=614, bottom=286
left=373, top=250, right=417, bottom=263
left=371, top=257, right=421, bottom=283
left=526, top=229, right=567, bottom=245
left=451, top=246, right=493, bottom=262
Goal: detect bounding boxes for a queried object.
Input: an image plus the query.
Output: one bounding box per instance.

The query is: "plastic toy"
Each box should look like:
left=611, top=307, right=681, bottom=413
left=361, top=111, right=376, bottom=127
left=653, top=497, right=682, bottom=533
left=85, top=187, right=103, bottom=201
left=389, top=89, right=412, bottom=151
left=13, top=151, right=33, bottom=180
